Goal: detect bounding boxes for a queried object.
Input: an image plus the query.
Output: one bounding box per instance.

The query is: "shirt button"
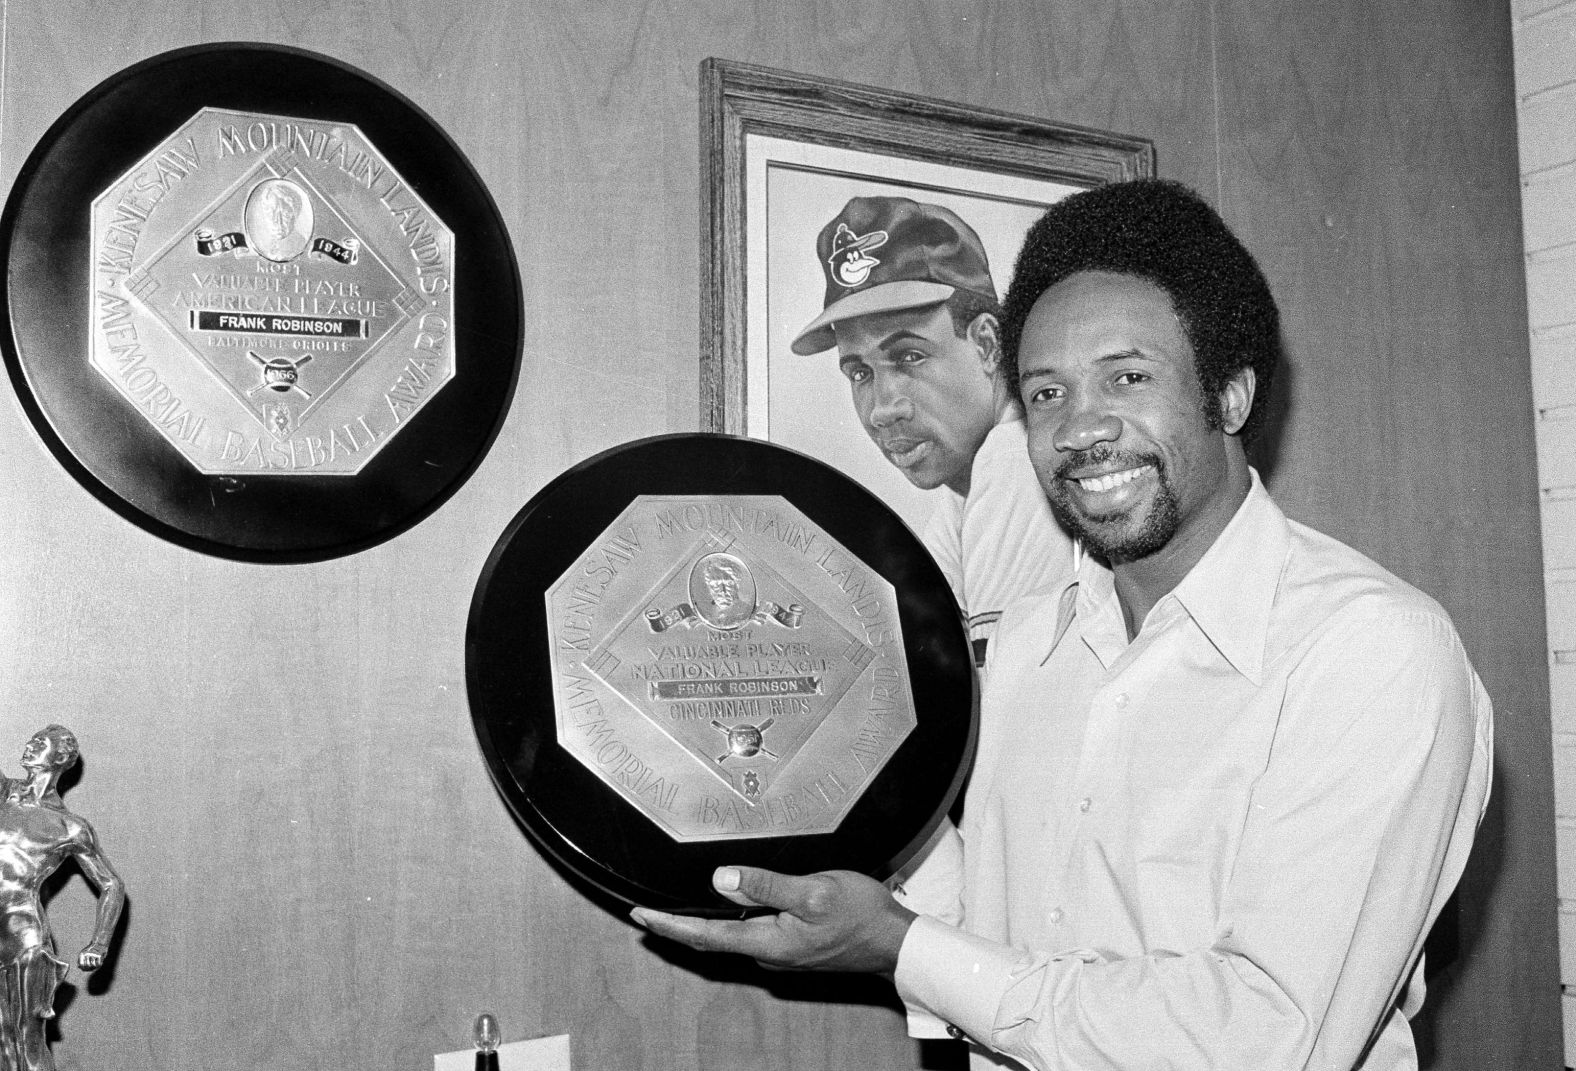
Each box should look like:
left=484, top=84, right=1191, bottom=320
left=1049, top=907, right=1064, bottom=923
left=1078, top=797, right=1092, bottom=813
left=1114, top=693, right=1129, bottom=709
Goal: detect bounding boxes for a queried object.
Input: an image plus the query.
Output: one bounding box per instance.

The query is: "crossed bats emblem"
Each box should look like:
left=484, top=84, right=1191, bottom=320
left=247, top=351, right=313, bottom=398
left=712, top=718, right=778, bottom=764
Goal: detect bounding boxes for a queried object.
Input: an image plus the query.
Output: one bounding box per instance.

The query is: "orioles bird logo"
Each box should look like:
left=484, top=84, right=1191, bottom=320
left=828, top=223, right=888, bottom=288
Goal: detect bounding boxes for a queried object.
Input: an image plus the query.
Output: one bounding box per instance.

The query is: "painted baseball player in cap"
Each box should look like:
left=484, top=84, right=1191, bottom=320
left=792, top=196, right=1072, bottom=661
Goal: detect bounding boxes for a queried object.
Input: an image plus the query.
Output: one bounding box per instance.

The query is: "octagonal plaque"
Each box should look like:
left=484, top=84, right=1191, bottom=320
left=546, top=495, right=917, bottom=842
left=469, top=435, right=976, bottom=915
left=1, top=45, right=520, bottom=561
left=89, top=108, right=455, bottom=475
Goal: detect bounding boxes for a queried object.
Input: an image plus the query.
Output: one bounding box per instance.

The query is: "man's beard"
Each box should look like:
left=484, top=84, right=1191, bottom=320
left=1045, top=447, right=1181, bottom=563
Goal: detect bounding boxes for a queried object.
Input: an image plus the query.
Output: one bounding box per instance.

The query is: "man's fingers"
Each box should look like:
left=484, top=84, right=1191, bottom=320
left=629, top=907, right=714, bottom=948
left=629, top=907, right=787, bottom=961
left=716, top=866, right=827, bottom=915
left=632, top=869, right=909, bottom=974
left=709, top=866, right=761, bottom=908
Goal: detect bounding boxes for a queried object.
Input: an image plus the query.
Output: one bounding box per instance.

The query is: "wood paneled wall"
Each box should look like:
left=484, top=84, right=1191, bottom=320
left=0, top=1, right=1556, bottom=1068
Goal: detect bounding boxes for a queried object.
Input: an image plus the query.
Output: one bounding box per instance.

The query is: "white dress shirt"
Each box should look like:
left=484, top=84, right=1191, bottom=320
left=895, top=471, right=1493, bottom=1071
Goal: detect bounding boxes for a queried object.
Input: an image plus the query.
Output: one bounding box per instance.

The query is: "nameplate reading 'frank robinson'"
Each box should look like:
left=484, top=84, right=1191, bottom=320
left=89, top=109, right=454, bottom=475
left=546, top=496, right=916, bottom=843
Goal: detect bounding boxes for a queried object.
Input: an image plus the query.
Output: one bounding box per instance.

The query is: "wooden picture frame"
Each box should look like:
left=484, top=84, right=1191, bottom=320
left=699, top=59, right=1154, bottom=531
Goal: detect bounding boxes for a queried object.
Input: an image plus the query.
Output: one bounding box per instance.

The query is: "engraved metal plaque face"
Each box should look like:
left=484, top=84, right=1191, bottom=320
left=546, top=496, right=916, bottom=842
left=1, top=45, right=520, bottom=560
left=469, top=435, right=977, bottom=916
left=89, top=108, right=455, bottom=475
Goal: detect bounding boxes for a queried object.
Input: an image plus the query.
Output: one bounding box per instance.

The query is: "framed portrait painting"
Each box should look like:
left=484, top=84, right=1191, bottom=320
left=700, top=59, right=1154, bottom=534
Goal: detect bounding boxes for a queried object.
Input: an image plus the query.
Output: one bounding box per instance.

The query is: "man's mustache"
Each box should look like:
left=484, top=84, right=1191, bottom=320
left=1054, top=446, right=1163, bottom=482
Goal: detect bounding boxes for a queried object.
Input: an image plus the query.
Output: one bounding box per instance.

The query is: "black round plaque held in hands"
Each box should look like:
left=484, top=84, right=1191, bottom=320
left=0, top=44, right=522, bottom=561
left=467, top=434, right=978, bottom=916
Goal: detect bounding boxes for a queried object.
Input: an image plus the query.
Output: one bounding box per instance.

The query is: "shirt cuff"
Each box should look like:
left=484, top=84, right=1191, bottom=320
left=894, top=915, right=1024, bottom=1045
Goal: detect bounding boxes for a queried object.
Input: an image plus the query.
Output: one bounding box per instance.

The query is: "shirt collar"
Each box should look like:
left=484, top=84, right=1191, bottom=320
left=1053, top=469, right=1290, bottom=683
left=1167, top=468, right=1288, bottom=684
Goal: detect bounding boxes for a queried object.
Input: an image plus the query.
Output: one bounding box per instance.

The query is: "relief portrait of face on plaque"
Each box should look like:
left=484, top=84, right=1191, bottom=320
left=243, top=178, right=315, bottom=263
left=755, top=141, right=1083, bottom=535
left=688, top=553, right=758, bottom=630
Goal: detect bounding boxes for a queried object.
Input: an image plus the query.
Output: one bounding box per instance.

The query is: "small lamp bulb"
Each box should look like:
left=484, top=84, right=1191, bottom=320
left=474, top=1013, right=500, bottom=1054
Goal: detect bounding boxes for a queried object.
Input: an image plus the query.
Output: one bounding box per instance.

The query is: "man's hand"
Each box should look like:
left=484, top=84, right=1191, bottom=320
left=78, top=943, right=107, bottom=971
left=630, top=866, right=917, bottom=974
